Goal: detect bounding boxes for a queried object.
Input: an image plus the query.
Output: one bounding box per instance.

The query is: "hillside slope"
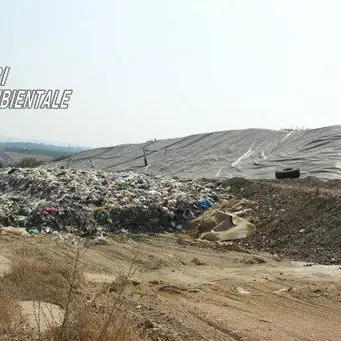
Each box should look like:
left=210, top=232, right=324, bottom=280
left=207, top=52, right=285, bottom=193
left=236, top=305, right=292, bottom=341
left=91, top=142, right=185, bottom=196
left=0, top=142, right=85, bottom=165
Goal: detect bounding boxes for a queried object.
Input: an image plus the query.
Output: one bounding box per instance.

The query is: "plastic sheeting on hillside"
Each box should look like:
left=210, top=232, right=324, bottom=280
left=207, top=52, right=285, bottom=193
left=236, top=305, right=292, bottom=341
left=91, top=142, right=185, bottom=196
left=45, top=126, right=341, bottom=179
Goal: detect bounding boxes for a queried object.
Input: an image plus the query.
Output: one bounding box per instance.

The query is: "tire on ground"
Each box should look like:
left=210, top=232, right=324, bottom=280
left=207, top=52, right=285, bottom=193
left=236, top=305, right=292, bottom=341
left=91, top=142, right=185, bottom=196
left=275, top=168, right=300, bottom=179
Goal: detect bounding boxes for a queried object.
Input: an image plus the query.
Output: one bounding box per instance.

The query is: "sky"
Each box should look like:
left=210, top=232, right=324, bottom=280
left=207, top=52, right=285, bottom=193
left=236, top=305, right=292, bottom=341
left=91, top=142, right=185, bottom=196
left=1, top=0, right=341, bottom=147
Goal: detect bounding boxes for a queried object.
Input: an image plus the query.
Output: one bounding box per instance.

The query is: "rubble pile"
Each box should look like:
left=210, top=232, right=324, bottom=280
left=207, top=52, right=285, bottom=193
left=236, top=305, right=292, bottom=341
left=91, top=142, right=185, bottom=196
left=0, top=168, right=231, bottom=235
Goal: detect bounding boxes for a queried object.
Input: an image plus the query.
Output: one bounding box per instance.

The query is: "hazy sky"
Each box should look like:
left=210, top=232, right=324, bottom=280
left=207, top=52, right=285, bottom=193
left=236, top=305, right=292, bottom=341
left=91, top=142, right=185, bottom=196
left=1, top=0, right=341, bottom=147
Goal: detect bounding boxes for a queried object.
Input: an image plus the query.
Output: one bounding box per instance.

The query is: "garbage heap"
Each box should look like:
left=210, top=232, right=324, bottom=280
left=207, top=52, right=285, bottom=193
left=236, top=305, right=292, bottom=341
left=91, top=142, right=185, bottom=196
left=0, top=168, right=231, bottom=236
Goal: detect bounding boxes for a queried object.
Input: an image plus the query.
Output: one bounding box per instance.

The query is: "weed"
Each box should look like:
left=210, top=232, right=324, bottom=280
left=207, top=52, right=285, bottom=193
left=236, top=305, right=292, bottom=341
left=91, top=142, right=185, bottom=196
left=0, top=238, right=140, bottom=341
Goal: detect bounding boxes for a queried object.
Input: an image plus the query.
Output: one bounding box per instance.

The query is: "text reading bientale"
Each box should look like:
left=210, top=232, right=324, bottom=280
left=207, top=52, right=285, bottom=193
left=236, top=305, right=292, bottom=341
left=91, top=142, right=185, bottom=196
left=0, top=66, right=73, bottom=109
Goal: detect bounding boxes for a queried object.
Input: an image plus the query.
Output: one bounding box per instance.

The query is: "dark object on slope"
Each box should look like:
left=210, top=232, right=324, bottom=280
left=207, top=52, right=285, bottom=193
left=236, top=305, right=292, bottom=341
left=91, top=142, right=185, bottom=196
left=275, top=168, right=300, bottom=179
left=7, top=168, right=18, bottom=175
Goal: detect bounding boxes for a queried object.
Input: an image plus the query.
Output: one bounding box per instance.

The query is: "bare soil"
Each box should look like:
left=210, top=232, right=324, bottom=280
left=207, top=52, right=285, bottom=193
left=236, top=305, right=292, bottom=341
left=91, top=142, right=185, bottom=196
left=0, top=233, right=340, bottom=341
left=225, top=177, right=341, bottom=264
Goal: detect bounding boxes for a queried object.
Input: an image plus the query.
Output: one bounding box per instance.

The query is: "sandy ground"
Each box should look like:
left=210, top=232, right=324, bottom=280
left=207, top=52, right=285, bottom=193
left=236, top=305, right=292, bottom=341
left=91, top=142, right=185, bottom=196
left=0, top=233, right=340, bottom=341
left=18, top=301, right=65, bottom=333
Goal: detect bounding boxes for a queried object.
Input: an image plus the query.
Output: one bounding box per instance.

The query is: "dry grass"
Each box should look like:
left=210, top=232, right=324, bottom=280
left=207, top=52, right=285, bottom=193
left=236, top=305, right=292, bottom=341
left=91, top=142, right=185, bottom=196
left=0, top=293, right=26, bottom=339
left=2, top=256, right=76, bottom=306
left=0, top=241, right=141, bottom=341
left=48, top=297, right=138, bottom=341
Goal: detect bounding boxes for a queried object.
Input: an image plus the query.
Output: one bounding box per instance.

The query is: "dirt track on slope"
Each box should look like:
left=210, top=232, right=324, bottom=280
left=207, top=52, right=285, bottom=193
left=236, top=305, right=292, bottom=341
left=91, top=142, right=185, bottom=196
left=1, top=233, right=340, bottom=341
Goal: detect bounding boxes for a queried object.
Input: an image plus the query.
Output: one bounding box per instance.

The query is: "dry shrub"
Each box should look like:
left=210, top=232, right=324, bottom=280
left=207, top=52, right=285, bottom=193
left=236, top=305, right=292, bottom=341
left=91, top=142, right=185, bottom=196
left=48, top=295, right=138, bottom=341
left=0, top=293, right=20, bottom=334
left=0, top=243, right=141, bottom=341
left=0, top=293, right=33, bottom=340
left=1, top=255, right=79, bottom=306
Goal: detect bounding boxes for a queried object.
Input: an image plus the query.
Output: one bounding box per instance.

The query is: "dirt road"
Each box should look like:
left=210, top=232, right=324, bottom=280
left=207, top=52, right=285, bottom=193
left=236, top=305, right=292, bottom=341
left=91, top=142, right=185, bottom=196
left=1, top=233, right=340, bottom=341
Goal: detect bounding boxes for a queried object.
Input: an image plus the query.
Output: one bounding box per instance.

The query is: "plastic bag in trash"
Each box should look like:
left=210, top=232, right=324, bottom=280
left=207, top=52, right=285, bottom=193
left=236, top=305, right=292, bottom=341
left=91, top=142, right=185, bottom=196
left=27, top=228, right=40, bottom=235
left=198, top=199, right=213, bottom=210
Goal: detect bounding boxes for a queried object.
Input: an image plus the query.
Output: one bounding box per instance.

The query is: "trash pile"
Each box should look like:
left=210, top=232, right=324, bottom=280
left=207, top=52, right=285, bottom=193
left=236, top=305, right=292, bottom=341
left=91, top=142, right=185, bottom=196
left=0, top=168, right=231, bottom=236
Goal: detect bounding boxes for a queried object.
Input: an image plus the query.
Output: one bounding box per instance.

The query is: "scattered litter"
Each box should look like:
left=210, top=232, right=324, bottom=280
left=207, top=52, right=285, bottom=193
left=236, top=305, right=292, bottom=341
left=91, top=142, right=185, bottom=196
left=236, top=287, right=251, bottom=295
left=198, top=198, right=213, bottom=210
left=93, top=235, right=109, bottom=245
left=27, top=228, right=40, bottom=235
left=46, top=207, right=58, bottom=213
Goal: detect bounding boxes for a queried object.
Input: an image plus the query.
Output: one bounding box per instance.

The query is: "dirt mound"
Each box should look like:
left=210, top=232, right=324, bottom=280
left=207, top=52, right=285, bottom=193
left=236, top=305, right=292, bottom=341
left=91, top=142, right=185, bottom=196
left=225, top=177, right=341, bottom=264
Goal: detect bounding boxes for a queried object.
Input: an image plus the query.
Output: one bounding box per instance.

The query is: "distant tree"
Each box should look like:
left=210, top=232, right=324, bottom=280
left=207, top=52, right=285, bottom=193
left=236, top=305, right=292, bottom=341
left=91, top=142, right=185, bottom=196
left=15, top=158, right=43, bottom=168
left=53, top=155, right=70, bottom=162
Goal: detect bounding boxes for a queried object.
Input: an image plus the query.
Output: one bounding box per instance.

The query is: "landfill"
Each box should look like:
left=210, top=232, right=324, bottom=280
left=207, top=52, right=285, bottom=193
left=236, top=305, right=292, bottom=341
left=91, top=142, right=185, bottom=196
left=47, top=125, right=341, bottom=180
left=0, top=167, right=231, bottom=236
